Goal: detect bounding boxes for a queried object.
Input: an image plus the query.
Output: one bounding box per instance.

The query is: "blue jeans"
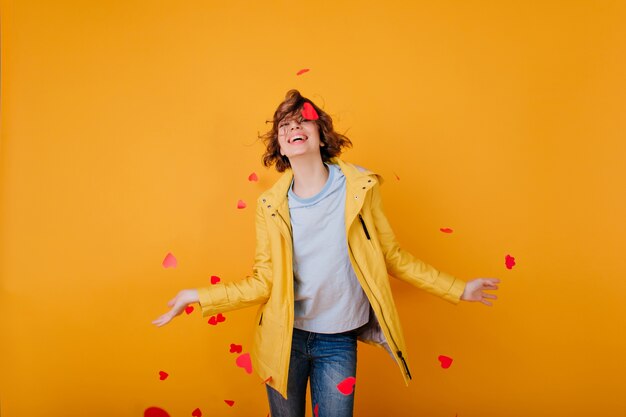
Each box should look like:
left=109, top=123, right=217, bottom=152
left=266, top=328, right=358, bottom=417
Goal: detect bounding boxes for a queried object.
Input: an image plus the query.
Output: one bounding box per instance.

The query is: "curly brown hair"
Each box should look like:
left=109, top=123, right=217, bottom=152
left=261, top=89, right=352, bottom=172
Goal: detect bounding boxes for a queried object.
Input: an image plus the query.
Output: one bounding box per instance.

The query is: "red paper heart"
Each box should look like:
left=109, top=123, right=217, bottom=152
left=208, top=313, right=226, bottom=325
left=224, top=400, right=235, bottom=407
left=158, top=371, right=169, bottom=380
left=184, top=305, right=194, bottom=315
left=336, top=376, right=356, bottom=395
left=301, top=102, right=319, bottom=120
left=313, top=403, right=319, bottom=417
left=229, top=343, right=243, bottom=354
left=236, top=352, right=253, bottom=374
left=505, top=254, right=516, bottom=269
left=237, top=200, right=247, bottom=209
left=191, top=408, right=202, bottom=417
left=210, top=275, right=221, bottom=285
left=296, top=68, right=310, bottom=76
left=438, top=355, right=453, bottom=369
left=440, top=227, right=454, bottom=233
left=248, top=172, right=259, bottom=182
left=144, top=407, right=170, bottom=417
left=162, top=252, right=177, bottom=268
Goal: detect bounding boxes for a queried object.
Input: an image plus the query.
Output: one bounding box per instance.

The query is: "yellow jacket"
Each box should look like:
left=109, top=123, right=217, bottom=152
left=197, top=158, right=466, bottom=398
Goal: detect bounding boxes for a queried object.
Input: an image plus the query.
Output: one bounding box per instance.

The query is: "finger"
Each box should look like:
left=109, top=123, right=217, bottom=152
left=481, top=298, right=494, bottom=306
left=482, top=293, right=497, bottom=299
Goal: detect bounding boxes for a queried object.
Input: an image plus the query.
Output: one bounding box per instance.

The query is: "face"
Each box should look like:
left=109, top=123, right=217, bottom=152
left=276, top=113, right=322, bottom=160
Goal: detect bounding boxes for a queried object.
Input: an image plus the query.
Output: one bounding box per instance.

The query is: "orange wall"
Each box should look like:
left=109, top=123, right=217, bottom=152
left=1, top=1, right=625, bottom=416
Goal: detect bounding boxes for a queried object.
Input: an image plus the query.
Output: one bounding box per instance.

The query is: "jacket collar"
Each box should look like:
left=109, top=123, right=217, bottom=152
left=259, top=158, right=383, bottom=234
left=260, top=158, right=382, bottom=205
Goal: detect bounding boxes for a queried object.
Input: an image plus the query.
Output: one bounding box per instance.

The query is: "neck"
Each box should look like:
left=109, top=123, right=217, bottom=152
left=289, top=156, right=329, bottom=199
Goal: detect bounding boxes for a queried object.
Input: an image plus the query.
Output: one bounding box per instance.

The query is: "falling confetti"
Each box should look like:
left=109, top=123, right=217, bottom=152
left=237, top=200, right=247, bottom=209
left=438, top=355, right=453, bottom=369
left=224, top=400, right=235, bottom=407
left=440, top=228, right=454, bottom=233
left=229, top=343, right=243, bottom=354
left=296, top=68, right=310, bottom=76
left=158, top=371, right=169, bottom=380
left=336, top=376, right=356, bottom=395
left=191, top=408, right=202, bottom=417
left=144, top=407, right=170, bottom=417
left=505, top=254, right=516, bottom=269
left=184, top=305, right=194, bottom=315
left=248, top=172, right=259, bottom=182
left=236, top=352, right=253, bottom=374
left=260, top=376, right=272, bottom=384
left=208, top=313, right=226, bottom=325
left=162, top=253, right=177, bottom=268
left=313, top=403, right=319, bottom=417
left=210, top=275, right=221, bottom=285
left=393, top=172, right=400, bottom=180
left=301, top=102, right=319, bottom=120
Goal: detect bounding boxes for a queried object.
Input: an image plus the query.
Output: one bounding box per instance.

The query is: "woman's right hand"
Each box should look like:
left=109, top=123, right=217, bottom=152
left=152, top=289, right=199, bottom=327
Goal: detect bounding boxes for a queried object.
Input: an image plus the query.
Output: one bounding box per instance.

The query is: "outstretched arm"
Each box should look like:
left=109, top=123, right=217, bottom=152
left=152, top=199, right=273, bottom=326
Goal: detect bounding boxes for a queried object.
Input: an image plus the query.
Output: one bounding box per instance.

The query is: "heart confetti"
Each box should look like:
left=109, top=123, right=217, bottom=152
left=208, top=313, right=226, bottom=326
left=224, top=400, right=235, bottom=407
left=336, top=376, right=356, bottom=395
left=162, top=252, right=177, bottom=268
left=236, top=352, right=253, bottom=374
left=301, top=102, right=319, bottom=120
left=314, top=403, right=319, bottom=417
left=210, top=275, right=221, bottom=285
left=440, top=228, right=454, bottom=233
left=184, top=305, right=194, bottom=315
left=229, top=343, right=243, bottom=354
left=237, top=200, right=247, bottom=209
left=191, top=408, right=202, bottom=417
left=144, top=407, right=170, bottom=417
left=248, top=172, right=259, bottom=182
left=296, top=68, right=310, bottom=76
left=393, top=172, right=400, bottom=181
left=438, top=355, right=453, bottom=369
left=261, top=376, right=272, bottom=384
left=505, top=254, right=516, bottom=269
left=158, top=371, right=169, bottom=380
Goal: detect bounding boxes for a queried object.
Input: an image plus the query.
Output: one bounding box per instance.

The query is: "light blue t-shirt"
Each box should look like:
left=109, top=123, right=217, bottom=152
left=288, top=163, right=370, bottom=333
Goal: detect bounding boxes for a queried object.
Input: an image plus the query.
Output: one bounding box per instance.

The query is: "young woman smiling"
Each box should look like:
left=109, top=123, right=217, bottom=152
left=153, top=89, right=499, bottom=417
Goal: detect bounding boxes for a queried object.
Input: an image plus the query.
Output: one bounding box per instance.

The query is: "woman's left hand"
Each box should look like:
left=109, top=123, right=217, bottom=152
left=460, top=278, right=500, bottom=306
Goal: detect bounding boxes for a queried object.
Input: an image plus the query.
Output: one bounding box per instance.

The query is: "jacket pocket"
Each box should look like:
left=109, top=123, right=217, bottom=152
left=253, top=312, right=285, bottom=371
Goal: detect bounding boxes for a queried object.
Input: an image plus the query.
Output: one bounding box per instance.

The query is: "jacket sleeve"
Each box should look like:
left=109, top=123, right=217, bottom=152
left=196, top=199, right=273, bottom=317
left=369, top=182, right=466, bottom=304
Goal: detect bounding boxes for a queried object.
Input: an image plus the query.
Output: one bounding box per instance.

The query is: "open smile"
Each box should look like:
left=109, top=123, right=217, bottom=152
left=288, top=134, right=308, bottom=144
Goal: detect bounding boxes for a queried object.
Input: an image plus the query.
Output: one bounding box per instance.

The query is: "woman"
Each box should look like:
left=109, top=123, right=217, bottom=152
left=152, top=90, right=499, bottom=417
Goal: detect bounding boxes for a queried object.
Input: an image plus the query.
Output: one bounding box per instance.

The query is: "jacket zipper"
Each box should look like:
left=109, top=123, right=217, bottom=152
left=358, top=214, right=376, bottom=251
left=358, top=214, right=371, bottom=239
left=397, top=351, right=412, bottom=379
left=348, top=234, right=412, bottom=381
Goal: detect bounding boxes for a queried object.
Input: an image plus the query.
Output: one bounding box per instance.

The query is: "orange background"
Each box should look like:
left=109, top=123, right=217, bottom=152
left=1, top=1, right=625, bottom=416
